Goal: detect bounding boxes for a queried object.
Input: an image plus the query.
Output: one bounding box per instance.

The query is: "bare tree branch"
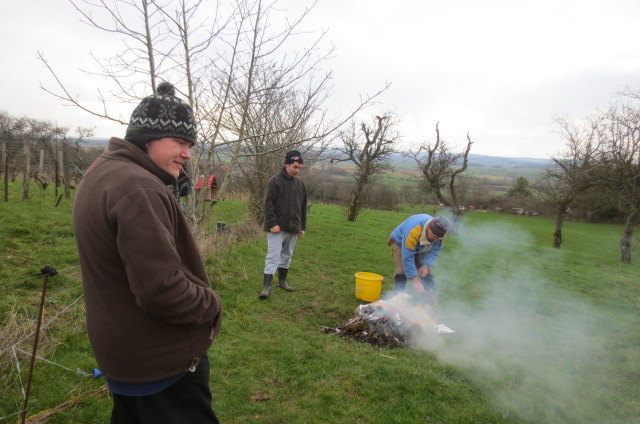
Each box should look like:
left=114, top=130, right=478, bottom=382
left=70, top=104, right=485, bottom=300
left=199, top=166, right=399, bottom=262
left=409, top=122, right=473, bottom=229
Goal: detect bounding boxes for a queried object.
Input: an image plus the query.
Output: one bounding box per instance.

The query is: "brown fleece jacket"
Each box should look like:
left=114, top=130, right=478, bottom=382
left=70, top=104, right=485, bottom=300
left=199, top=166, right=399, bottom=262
left=73, top=137, right=222, bottom=383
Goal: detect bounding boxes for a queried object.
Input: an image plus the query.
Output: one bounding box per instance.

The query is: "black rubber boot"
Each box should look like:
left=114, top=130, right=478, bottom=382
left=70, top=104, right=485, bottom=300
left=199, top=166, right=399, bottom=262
left=393, top=273, right=407, bottom=291
left=277, top=268, right=295, bottom=292
left=259, top=274, right=273, bottom=299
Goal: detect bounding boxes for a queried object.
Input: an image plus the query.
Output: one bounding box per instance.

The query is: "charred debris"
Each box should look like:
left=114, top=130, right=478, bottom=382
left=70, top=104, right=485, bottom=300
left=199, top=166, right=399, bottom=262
left=322, top=297, right=454, bottom=348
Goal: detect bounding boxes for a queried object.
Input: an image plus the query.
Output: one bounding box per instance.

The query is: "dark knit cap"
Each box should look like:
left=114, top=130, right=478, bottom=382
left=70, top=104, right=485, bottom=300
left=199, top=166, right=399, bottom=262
left=124, top=82, right=197, bottom=151
left=428, top=216, right=450, bottom=238
left=284, top=150, right=303, bottom=164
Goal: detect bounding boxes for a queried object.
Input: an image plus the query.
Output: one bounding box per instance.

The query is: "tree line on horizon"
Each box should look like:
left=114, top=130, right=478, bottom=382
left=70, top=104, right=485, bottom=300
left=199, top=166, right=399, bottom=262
left=3, top=0, right=635, bottom=263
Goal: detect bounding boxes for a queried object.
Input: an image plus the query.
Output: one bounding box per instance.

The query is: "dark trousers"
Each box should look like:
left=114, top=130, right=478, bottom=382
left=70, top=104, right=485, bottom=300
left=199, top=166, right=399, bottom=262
left=110, top=355, right=220, bottom=424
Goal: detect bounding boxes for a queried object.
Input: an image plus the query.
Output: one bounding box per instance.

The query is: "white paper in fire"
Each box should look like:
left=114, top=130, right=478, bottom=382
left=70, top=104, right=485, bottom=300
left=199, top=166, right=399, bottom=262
left=436, top=323, right=455, bottom=334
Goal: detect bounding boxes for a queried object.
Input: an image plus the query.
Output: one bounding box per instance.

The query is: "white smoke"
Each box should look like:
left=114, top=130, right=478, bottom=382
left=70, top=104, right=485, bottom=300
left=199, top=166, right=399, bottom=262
left=390, top=222, right=618, bottom=423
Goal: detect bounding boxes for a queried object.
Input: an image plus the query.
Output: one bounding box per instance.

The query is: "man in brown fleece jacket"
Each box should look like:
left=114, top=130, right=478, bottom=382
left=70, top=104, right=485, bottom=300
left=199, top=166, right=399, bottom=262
left=73, top=82, right=223, bottom=424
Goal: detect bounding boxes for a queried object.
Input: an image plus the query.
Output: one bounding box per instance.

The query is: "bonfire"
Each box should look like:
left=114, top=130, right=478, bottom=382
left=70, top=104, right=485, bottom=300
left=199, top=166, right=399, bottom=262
left=323, top=292, right=454, bottom=348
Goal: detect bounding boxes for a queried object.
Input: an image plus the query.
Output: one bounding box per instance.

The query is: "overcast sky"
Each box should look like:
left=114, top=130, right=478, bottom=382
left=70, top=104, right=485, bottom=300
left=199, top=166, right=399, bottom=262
left=3, top=0, right=640, bottom=158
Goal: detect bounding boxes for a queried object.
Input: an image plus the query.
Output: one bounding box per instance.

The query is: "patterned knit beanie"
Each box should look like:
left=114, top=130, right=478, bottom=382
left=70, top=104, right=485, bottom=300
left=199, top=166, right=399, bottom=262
left=124, top=82, right=197, bottom=151
left=428, top=216, right=450, bottom=238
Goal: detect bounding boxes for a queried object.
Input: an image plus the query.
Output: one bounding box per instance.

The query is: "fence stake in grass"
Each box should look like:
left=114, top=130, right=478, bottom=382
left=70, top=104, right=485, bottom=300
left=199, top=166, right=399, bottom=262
left=20, top=265, right=57, bottom=424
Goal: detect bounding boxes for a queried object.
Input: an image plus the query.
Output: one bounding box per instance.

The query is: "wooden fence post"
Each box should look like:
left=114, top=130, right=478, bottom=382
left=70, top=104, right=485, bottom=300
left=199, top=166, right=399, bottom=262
left=22, top=141, right=30, bottom=201
left=63, top=140, right=71, bottom=199
left=39, top=148, right=45, bottom=179
left=1, top=140, right=5, bottom=176
left=2, top=141, right=7, bottom=202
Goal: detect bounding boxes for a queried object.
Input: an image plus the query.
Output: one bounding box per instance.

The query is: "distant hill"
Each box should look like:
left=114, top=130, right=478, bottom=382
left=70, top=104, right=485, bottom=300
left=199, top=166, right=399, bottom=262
left=79, top=137, right=110, bottom=146
left=78, top=140, right=550, bottom=169
left=388, top=152, right=551, bottom=167
left=386, top=152, right=551, bottom=180
left=76, top=140, right=548, bottom=190
left=462, top=154, right=551, bottom=180
left=466, top=154, right=551, bottom=169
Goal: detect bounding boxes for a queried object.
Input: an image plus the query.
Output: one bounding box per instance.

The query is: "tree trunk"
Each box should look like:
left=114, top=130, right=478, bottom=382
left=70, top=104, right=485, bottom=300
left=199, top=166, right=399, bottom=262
left=346, top=191, right=361, bottom=222
left=449, top=208, right=463, bottom=234
left=620, top=210, right=636, bottom=264
left=552, top=200, right=571, bottom=249
left=553, top=214, right=565, bottom=249
left=347, top=177, right=367, bottom=222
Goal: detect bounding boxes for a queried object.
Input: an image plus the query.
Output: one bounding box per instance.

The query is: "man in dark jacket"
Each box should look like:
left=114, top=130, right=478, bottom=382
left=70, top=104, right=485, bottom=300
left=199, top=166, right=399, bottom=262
left=73, top=82, right=223, bottom=423
left=260, top=150, right=308, bottom=299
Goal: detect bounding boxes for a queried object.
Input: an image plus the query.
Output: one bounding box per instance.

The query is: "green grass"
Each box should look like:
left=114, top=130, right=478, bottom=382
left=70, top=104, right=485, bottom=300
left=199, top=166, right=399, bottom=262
left=1, top=181, right=639, bottom=423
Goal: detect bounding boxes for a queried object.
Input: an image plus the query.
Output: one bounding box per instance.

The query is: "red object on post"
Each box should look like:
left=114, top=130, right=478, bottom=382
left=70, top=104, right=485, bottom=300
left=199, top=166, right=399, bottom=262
left=194, top=175, right=218, bottom=201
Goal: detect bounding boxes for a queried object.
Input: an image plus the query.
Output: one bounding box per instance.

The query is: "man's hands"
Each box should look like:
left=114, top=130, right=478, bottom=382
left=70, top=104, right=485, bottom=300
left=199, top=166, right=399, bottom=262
left=413, top=266, right=430, bottom=293
left=412, top=278, right=426, bottom=293
left=269, top=226, right=305, bottom=239
left=418, top=265, right=431, bottom=278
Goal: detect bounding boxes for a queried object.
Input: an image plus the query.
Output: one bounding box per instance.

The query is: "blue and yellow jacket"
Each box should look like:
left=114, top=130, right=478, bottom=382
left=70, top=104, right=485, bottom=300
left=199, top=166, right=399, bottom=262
left=389, top=214, right=444, bottom=279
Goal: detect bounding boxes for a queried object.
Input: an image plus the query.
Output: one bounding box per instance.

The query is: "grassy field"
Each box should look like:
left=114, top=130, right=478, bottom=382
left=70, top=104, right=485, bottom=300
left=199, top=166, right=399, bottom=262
left=0, top=182, right=639, bottom=423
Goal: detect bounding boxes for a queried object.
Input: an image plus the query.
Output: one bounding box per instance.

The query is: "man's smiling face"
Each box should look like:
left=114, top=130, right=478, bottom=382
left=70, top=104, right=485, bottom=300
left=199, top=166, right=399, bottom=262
left=146, top=137, right=193, bottom=178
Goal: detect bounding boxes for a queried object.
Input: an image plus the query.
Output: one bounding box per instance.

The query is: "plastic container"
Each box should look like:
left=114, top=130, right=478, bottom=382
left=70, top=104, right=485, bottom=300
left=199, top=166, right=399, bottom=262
left=355, top=272, right=384, bottom=302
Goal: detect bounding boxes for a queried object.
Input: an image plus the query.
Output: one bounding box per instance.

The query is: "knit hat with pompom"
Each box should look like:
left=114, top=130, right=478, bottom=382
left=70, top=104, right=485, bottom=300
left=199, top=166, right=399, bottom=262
left=124, top=81, right=197, bottom=151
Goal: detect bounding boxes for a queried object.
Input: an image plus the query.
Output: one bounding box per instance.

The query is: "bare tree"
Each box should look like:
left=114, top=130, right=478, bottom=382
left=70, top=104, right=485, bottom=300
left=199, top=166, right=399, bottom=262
left=1, top=115, right=29, bottom=197
left=0, top=114, right=85, bottom=200
left=61, top=126, right=96, bottom=195
left=41, top=0, right=231, bottom=232
left=537, top=114, right=602, bottom=248
left=332, top=114, right=399, bottom=221
left=596, top=99, right=640, bottom=263
left=211, top=0, right=388, bottom=224
left=410, top=122, right=473, bottom=230
left=40, top=0, right=385, bottom=234
left=41, top=0, right=173, bottom=124
left=214, top=0, right=332, bottom=222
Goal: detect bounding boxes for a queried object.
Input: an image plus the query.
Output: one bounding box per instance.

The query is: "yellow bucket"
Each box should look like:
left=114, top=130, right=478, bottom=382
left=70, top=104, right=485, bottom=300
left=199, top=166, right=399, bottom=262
left=355, top=272, right=384, bottom=302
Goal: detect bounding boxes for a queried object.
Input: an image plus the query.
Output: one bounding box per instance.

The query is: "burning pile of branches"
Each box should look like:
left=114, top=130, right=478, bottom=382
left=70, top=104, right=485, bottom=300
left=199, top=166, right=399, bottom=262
left=323, top=294, right=453, bottom=348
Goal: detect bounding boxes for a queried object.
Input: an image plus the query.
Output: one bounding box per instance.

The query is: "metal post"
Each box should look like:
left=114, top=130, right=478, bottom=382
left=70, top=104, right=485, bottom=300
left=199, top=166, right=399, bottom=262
left=20, top=265, right=57, bottom=424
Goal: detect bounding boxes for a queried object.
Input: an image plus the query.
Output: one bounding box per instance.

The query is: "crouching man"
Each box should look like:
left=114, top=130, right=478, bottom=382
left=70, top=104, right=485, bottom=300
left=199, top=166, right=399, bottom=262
left=388, top=214, right=450, bottom=307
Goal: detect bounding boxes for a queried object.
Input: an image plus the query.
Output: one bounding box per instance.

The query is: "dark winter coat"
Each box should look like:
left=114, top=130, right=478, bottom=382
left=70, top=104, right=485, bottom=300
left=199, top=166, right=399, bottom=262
left=263, top=167, right=307, bottom=233
left=73, top=137, right=222, bottom=383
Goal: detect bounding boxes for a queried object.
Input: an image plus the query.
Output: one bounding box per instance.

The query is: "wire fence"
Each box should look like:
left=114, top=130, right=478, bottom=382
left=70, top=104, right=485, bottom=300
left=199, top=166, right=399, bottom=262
left=0, top=265, right=102, bottom=423
left=1, top=139, right=105, bottom=202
